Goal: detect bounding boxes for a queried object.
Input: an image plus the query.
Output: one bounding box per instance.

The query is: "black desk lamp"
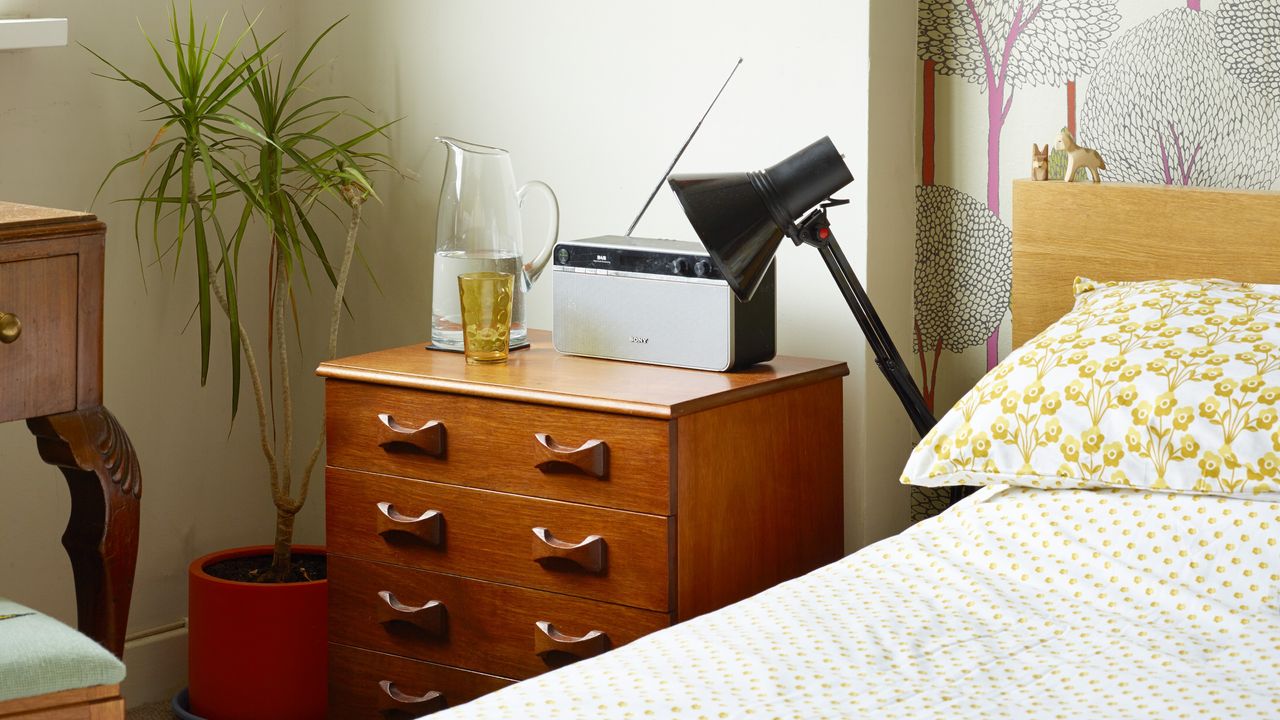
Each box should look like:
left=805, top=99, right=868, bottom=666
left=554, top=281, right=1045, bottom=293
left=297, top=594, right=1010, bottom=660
left=668, top=136, right=937, bottom=438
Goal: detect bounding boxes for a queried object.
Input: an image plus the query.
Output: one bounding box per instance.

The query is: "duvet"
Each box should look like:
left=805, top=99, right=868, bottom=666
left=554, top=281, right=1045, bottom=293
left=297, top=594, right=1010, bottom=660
left=434, top=485, right=1280, bottom=719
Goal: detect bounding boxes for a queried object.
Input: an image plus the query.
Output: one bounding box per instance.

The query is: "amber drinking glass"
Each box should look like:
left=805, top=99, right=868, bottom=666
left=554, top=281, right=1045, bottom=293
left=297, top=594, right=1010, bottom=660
left=457, top=272, right=515, bottom=364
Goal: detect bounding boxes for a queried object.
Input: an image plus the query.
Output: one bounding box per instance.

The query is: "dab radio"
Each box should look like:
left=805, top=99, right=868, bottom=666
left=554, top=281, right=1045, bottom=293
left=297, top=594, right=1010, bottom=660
left=550, top=58, right=776, bottom=371
left=551, top=235, right=775, bottom=371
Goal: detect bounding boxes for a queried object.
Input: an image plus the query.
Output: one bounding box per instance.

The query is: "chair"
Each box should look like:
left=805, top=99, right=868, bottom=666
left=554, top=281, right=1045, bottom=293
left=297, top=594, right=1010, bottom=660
left=0, top=599, right=124, bottom=719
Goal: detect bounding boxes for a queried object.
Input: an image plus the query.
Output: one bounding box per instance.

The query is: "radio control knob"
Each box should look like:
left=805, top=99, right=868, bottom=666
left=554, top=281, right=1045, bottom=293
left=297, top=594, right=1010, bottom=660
left=694, top=260, right=712, bottom=277
left=672, top=257, right=690, bottom=275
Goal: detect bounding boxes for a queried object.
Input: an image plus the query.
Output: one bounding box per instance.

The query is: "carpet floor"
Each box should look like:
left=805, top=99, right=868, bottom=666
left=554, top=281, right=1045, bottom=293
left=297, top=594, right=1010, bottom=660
left=126, top=702, right=175, bottom=720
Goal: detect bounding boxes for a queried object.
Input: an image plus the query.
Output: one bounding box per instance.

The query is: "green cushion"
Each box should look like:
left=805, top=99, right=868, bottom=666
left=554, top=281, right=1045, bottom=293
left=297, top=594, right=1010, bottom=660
left=0, top=598, right=125, bottom=702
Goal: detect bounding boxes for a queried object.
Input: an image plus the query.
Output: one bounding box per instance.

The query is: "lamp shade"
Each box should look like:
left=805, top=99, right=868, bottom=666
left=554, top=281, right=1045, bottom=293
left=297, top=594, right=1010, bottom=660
left=665, top=171, right=785, bottom=300
left=669, top=137, right=853, bottom=301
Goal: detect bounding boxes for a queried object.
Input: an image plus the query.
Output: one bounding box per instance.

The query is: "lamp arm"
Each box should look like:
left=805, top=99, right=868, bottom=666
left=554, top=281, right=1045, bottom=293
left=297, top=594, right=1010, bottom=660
left=796, top=213, right=937, bottom=439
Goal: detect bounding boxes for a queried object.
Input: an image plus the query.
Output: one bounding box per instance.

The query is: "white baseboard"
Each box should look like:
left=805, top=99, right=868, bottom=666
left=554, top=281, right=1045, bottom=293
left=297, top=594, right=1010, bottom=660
left=121, top=622, right=188, bottom=708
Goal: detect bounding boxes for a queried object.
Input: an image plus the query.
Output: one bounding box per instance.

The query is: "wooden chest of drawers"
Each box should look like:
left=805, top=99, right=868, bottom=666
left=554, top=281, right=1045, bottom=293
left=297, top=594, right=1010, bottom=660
left=319, top=331, right=847, bottom=717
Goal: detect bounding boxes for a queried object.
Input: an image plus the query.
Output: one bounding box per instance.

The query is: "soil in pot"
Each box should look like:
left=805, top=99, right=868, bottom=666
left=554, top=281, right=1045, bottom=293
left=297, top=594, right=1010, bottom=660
left=203, top=554, right=326, bottom=583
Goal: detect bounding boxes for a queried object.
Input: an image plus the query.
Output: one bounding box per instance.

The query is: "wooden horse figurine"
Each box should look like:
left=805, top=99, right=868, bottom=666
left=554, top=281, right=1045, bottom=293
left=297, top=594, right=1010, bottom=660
left=1031, top=144, right=1049, bottom=181
left=1054, top=130, right=1105, bottom=183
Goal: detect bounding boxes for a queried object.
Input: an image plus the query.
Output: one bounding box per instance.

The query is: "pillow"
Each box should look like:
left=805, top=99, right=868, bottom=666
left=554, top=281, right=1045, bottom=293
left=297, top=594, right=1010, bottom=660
left=901, top=278, right=1280, bottom=500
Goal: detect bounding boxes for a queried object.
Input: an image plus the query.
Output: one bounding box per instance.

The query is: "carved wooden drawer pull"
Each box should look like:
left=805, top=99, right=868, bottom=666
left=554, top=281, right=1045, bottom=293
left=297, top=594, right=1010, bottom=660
left=376, top=502, right=443, bottom=546
left=533, top=433, right=608, bottom=479
left=377, top=680, right=446, bottom=715
left=378, top=413, right=445, bottom=457
left=531, top=527, right=606, bottom=573
left=534, top=620, right=609, bottom=661
left=376, top=590, right=446, bottom=636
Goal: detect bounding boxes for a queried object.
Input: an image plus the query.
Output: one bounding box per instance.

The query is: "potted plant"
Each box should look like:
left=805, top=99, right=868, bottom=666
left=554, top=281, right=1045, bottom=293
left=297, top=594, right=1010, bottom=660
left=90, top=8, right=396, bottom=719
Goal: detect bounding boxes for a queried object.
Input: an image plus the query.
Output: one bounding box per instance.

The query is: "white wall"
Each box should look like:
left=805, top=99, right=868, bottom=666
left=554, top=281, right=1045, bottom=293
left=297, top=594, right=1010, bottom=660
left=291, top=0, right=923, bottom=552
left=864, top=0, right=919, bottom=545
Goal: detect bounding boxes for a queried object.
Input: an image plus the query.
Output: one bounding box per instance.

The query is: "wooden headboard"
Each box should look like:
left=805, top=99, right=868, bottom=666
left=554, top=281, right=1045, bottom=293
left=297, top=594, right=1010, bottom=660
left=1011, top=179, right=1280, bottom=345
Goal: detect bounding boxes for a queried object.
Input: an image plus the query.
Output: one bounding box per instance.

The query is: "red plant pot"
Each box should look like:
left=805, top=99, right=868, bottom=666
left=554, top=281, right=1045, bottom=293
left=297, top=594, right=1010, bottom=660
left=188, top=545, right=328, bottom=720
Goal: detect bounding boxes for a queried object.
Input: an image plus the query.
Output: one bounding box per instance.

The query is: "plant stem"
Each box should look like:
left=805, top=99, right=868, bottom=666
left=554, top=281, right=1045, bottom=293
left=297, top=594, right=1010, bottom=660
left=210, top=275, right=279, bottom=498
left=269, top=195, right=366, bottom=581
left=269, top=241, right=297, bottom=580
left=270, top=508, right=296, bottom=581
left=273, top=244, right=294, bottom=499
left=300, top=195, right=365, bottom=494
left=329, top=196, right=364, bottom=358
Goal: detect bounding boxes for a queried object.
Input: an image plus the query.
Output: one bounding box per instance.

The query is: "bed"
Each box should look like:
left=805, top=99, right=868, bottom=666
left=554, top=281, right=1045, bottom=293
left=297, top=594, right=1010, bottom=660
left=432, top=181, right=1280, bottom=719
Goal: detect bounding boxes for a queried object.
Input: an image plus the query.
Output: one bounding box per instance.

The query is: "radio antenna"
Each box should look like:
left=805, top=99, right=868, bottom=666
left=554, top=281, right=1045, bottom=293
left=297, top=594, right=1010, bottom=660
left=625, top=57, right=743, bottom=236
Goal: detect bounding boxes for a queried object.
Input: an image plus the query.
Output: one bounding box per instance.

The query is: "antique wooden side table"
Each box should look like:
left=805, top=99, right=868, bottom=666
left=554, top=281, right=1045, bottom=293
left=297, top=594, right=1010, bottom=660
left=0, top=202, right=141, bottom=658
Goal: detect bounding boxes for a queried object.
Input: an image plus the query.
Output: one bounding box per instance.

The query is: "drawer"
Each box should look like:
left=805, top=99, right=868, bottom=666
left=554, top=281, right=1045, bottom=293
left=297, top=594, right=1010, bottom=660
left=0, top=255, right=78, bottom=422
left=329, top=555, right=671, bottom=680
left=326, top=467, right=672, bottom=611
left=325, top=380, right=672, bottom=514
left=329, top=643, right=511, bottom=719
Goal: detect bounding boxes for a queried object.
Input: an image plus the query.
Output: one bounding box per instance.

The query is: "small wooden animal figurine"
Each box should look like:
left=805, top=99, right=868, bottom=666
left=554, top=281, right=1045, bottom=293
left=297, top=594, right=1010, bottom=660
left=1054, top=130, right=1105, bottom=183
left=1031, top=144, right=1049, bottom=181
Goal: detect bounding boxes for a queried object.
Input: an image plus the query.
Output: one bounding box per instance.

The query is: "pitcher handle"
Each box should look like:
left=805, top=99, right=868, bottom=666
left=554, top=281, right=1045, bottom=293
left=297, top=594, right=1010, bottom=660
left=517, top=180, right=559, bottom=284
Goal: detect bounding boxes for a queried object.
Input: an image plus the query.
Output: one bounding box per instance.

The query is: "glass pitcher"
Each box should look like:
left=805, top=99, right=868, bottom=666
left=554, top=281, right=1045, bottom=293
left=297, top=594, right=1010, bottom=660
left=432, top=137, right=558, bottom=349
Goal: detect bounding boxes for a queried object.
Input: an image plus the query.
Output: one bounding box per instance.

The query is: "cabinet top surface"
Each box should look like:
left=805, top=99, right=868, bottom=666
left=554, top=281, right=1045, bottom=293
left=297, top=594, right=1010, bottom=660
left=0, top=202, right=95, bottom=233
left=318, top=330, right=849, bottom=418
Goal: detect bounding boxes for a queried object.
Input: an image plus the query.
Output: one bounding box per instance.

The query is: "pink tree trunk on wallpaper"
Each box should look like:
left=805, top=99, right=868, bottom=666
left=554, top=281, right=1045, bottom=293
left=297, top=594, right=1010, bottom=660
left=985, top=87, right=1007, bottom=215
left=1163, top=0, right=1203, bottom=184
left=1159, top=122, right=1203, bottom=185
left=984, top=88, right=1005, bottom=368
left=966, top=0, right=1040, bottom=369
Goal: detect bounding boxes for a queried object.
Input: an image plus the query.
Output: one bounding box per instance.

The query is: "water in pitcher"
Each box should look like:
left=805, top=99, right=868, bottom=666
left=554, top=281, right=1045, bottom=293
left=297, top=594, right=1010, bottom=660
left=431, top=250, right=526, bottom=349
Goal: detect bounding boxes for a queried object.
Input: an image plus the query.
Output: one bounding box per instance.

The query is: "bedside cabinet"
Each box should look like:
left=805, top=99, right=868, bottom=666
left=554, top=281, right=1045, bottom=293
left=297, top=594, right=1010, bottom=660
left=318, top=331, right=847, bottom=717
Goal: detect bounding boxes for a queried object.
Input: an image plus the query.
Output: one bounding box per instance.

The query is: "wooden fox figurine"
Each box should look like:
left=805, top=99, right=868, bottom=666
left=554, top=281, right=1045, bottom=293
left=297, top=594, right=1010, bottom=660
left=1055, top=130, right=1105, bottom=183
left=1031, top=144, right=1049, bottom=181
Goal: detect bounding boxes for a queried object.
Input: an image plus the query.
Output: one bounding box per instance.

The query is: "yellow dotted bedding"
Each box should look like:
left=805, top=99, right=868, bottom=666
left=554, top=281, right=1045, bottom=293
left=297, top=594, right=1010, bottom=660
left=436, top=486, right=1280, bottom=719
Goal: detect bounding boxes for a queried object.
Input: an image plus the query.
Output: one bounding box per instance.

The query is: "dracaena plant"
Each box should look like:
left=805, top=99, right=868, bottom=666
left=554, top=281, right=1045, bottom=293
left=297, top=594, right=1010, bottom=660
left=90, top=6, right=396, bottom=581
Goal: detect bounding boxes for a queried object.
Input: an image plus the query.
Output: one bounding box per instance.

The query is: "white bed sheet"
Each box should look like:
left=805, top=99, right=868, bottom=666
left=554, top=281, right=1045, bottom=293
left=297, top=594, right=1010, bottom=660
left=434, top=485, right=1280, bottom=719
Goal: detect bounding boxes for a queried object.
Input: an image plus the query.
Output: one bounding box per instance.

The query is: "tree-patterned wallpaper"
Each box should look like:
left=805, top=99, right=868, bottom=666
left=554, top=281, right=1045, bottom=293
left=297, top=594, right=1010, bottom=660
left=912, top=0, right=1280, bottom=520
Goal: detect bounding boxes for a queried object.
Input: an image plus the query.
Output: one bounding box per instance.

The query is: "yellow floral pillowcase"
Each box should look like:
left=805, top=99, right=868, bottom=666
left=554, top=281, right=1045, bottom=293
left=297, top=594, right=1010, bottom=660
left=901, top=278, right=1280, bottom=500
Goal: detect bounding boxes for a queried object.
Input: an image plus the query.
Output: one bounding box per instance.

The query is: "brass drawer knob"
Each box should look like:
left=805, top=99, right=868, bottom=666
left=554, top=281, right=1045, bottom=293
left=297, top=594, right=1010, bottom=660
left=377, top=680, right=445, bottom=714
left=0, top=312, right=21, bottom=344
left=376, top=590, right=446, bottom=637
left=534, top=620, right=609, bottom=662
left=531, top=527, right=606, bottom=573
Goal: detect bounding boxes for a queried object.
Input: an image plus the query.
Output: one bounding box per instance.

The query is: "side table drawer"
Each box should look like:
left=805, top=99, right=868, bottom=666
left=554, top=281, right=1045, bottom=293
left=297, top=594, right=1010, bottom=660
left=329, top=643, right=511, bottom=719
left=327, top=467, right=672, bottom=611
left=329, top=555, right=671, bottom=680
left=0, top=255, right=78, bottom=422
left=325, top=380, right=672, bottom=514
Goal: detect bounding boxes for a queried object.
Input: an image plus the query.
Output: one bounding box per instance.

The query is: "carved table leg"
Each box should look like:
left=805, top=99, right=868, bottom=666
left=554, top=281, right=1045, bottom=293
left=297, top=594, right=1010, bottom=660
left=28, top=406, right=141, bottom=658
